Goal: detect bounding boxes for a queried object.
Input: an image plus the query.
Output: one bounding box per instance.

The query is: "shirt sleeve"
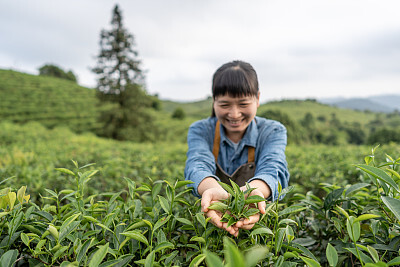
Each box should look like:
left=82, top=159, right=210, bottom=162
left=184, top=120, right=220, bottom=197
left=248, top=122, right=289, bottom=202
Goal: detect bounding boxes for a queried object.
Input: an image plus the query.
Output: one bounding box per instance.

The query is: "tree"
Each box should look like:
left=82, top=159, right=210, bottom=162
left=172, top=107, right=186, bottom=120
left=38, top=64, right=77, bottom=82
left=92, top=4, right=158, bottom=141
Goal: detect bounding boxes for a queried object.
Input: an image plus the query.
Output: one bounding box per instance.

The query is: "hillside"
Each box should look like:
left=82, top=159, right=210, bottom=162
left=0, top=69, right=105, bottom=133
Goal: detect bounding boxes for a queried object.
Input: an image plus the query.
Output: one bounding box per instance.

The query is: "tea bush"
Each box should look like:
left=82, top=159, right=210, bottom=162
left=1, top=147, right=400, bottom=266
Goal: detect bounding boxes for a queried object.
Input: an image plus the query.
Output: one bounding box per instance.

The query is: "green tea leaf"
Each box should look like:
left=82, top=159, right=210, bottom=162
left=388, top=256, right=400, bottom=266
left=224, top=237, right=245, bottom=267
left=158, top=195, right=170, bottom=214
left=121, top=231, right=149, bottom=246
left=381, top=196, right=400, bottom=222
left=144, top=251, right=155, bottom=267
left=326, top=243, right=338, bottom=267
left=367, top=245, right=379, bottom=263
left=299, top=256, right=321, bottom=267
left=153, top=215, right=172, bottom=233
left=356, top=164, right=399, bottom=193
left=189, top=254, right=206, bottom=267
left=204, top=250, right=224, bottom=267
left=190, top=236, right=206, bottom=244
left=345, top=183, right=370, bottom=197
left=344, top=248, right=374, bottom=263
left=275, top=228, right=286, bottom=254
left=354, top=214, right=380, bottom=223
left=176, top=217, right=193, bottom=227
left=176, top=180, right=193, bottom=188
left=154, top=241, right=174, bottom=253
left=89, top=243, right=109, bottom=267
left=278, top=206, right=306, bottom=217
left=218, top=181, right=235, bottom=196
left=250, top=227, right=274, bottom=236
left=195, top=213, right=207, bottom=229
left=208, top=202, right=228, bottom=212
left=0, top=249, right=18, bottom=267
left=245, top=195, right=265, bottom=204
left=323, top=188, right=344, bottom=210
left=55, top=168, right=76, bottom=177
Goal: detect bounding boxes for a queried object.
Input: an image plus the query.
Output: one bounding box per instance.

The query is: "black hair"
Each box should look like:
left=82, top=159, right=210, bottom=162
left=211, top=60, right=259, bottom=116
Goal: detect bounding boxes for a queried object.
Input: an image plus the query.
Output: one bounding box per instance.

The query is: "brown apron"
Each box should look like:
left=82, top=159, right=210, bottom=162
left=212, top=120, right=256, bottom=187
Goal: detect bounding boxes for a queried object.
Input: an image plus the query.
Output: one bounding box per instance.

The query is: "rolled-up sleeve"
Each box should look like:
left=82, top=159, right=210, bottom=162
left=248, top=122, right=289, bottom=201
left=184, top=120, right=219, bottom=197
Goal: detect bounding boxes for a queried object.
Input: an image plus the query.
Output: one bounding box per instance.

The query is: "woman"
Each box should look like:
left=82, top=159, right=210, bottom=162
left=184, top=60, right=289, bottom=236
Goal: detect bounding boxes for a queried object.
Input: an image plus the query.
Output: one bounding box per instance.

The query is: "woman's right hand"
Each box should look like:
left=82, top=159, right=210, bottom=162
left=201, top=187, right=241, bottom=236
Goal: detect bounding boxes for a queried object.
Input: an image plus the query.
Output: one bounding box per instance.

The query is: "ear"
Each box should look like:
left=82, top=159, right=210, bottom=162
left=256, top=92, right=260, bottom=107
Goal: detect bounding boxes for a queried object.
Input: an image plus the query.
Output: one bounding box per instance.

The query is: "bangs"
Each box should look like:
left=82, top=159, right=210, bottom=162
left=212, top=66, right=258, bottom=99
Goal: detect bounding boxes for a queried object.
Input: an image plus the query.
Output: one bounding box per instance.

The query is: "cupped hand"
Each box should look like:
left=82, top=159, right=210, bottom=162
left=201, top=187, right=240, bottom=236
left=234, top=186, right=267, bottom=230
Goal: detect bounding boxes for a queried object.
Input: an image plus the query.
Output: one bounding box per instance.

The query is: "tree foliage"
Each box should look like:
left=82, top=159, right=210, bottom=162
left=92, top=4, right=158, bottom=141
left=38, top=64, right=77, bottom=82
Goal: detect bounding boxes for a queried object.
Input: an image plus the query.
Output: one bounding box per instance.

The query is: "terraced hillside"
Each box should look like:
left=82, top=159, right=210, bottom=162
left=0, top=69, right=105, bottom=133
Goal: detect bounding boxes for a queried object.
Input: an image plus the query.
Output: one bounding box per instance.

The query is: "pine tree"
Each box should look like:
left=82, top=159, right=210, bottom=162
left=92, top=4, right=158, bottom=141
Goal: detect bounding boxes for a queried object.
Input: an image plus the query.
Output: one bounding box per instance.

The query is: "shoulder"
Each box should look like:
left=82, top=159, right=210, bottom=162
left=255, top=116, right=286, bottom=132
left=189, top=117, right=217, bottom=134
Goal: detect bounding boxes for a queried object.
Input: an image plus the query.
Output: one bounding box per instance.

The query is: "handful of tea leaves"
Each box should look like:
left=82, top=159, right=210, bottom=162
left=208, top=179, right=265, bottom=228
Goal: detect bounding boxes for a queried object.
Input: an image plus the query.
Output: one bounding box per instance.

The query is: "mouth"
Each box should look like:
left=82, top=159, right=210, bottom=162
left=226, top=118, right=244, bottom=126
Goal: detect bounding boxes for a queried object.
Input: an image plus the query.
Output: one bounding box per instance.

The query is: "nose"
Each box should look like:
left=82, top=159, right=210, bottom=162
left=228, top=105, right=241, bottom=118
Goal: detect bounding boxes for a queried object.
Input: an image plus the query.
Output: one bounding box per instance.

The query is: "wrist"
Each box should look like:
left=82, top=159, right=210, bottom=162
left=248, top=179, right=271, bottom=199
left=198, top=177, right=222, bottom=196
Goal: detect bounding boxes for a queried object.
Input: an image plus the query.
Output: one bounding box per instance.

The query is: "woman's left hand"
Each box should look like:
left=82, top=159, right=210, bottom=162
left=234, top=187, right=266, bottom=230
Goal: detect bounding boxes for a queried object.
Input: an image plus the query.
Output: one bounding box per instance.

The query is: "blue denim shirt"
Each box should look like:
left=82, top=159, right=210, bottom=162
left=184, top=116, right=289, bottom=201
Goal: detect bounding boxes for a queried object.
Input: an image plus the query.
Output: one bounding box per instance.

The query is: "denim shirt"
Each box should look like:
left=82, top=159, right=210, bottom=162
left=184, top=116, right=289, bottom=201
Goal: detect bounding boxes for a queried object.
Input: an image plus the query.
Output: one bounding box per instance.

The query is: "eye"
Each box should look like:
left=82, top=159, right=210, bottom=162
left=240, top=103, right=249, bottom=107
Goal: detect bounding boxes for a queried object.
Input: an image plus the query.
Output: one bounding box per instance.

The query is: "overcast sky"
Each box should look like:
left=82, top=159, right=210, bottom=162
left=1, top=0, right=399, bottom=103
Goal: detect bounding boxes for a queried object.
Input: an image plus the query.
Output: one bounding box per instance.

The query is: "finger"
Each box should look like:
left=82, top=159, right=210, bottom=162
left=201, top=193, right=212, bottom=212
left=207, top=210, right=223, bottom=228
left=258, top=199, right=266, bottom=214
left=243, top=214, right=260, bottom=225
left=239, top=223, right=255, bottom=230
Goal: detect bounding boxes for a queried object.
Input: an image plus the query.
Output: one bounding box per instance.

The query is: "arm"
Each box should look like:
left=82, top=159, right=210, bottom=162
left=249, top=122, right=289, bottom=202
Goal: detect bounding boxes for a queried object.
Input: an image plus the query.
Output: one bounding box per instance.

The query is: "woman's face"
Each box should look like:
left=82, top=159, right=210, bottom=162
left=213, top=93, right=260, bottom=142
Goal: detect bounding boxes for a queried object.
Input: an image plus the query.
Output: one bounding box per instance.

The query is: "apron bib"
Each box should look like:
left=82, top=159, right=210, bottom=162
left=212, top=120, right=256, bottom=187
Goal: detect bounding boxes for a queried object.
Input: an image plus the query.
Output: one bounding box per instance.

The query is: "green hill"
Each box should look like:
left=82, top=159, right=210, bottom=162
left=1, top=69, right=399, bottom=145
left=0, top=69, right=104, bottom=133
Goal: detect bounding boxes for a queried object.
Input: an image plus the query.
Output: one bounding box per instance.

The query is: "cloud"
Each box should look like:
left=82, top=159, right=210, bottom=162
left=0, top=0, right=399, bottom=102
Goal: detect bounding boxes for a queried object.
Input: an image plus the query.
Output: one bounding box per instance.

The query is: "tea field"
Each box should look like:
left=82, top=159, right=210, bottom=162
left=2, top=121, right=400, bottom=266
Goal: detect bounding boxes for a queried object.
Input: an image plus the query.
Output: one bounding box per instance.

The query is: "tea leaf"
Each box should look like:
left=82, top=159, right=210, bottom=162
left=195, top=213, right=207, bottom=229
left=250, top=227, right=274, bottom=236
left=245, top=195, right=265, bottom=204
left=89, top=243, right=109, bottom=267
left=121, top=231, right=149, bottom=246
left=326, top=243, right=338, bottom=267
left=176, top=180, right=193, bottom=188
left=381, top=196, right=400, bottom=222
left=354, top=214, right=380, bottom=223
left=224, top=237, right=245, bottom=267
left=98, top=255, right=134, bottom=267
left=208, top=202, right=228, bottom=212
left=344, top=248, right=374, bottom=263
left=275, top=228, right=286, bottom=254
left=218, top=181, right=235, bottom=196
left=55, top=168, right=76, bottom=177
left=0, top=250, right=18, bottom=267
left=355, top=164, right=399, bottom=193
left=227, top=216, right=237, bottom=228
left=299, top=256, right=321, bottom=267
left=154, top=241, right=174, bottom=253
left=387, top=256, right=400, bottom=266
left=189, top=254, right=206, bottom=267
left=278, top=206, right=306, bottom=217
left=204, top=250, right=224, bottom=267
left=190, top=236, right=206, bottom=244
left=21, top=232, right=30, bottom=246
left=158, top=195, right=170, bottom=214
left=176, top=217, right=193, bottom=226
left=17, top=186, right=27, bottom=203
left=367, top=245, right=379, bottom=263
left=345, top=183, right=370, bottom=197
left=144, top=251, right=155, bottom=267
left=153, top=215, right=172, bottom=232
left=323, top=188, right=344, bottom=210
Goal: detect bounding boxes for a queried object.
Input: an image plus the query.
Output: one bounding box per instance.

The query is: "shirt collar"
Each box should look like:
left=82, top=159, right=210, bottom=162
left=219, top=118, right=258, bottom=148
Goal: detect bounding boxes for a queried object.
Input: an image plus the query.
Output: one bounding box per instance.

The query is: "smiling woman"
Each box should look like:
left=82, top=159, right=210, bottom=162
left=184, top=60, right=290, bottom=237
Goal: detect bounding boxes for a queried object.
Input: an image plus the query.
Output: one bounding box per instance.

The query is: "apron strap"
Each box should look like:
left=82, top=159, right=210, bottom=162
left=212, top=120, right=255, bottom=163
left=212, top=120, right=221, bottom=162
